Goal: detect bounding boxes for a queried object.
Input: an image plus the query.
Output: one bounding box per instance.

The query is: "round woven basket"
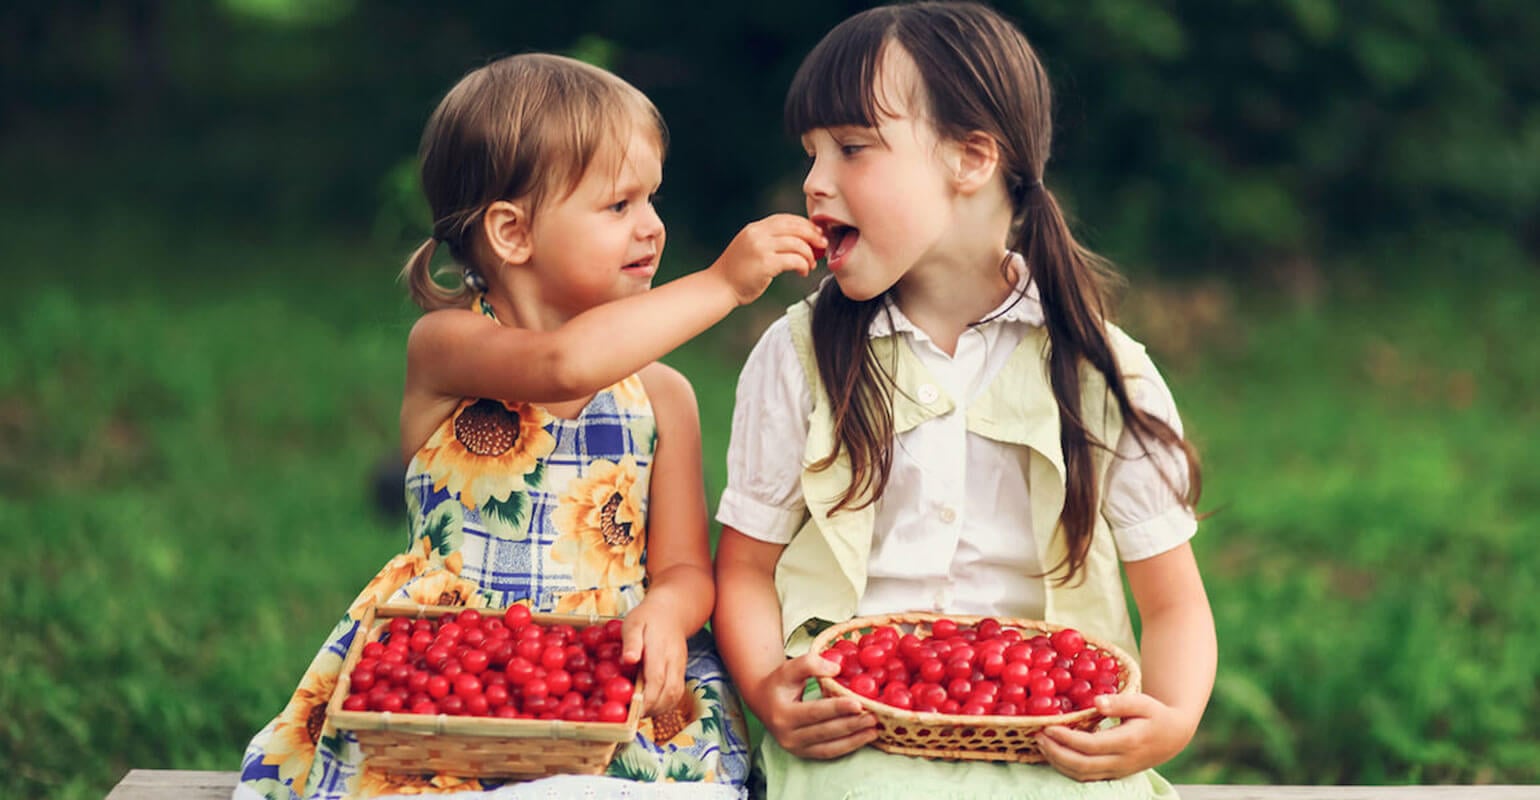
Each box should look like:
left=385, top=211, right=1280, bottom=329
left=809, top=612, right=1141, bottom=764
left=327, top=603, right=644, bottom=779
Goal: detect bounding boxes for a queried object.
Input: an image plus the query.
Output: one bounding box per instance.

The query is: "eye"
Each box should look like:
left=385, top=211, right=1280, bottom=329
left=840, top=144, right=866, bottom=157
left=609, top=199, right=629, bottom=213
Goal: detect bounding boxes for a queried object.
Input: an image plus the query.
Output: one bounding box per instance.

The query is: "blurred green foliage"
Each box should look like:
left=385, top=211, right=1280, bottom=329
left=3, top=0, right=1536, bottom=270
left=2, top=2, right=1539, bottom=799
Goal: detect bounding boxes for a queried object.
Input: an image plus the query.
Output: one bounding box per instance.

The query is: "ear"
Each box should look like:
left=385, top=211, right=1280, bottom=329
left=482, top=200, right=533, bottom=265
left=947, top=131, right=1002, bottom=196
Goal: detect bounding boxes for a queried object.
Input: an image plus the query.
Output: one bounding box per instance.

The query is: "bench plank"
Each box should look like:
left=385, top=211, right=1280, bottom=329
left=105, top=769, right=1540, bottom=799
left=105, top=770, right=240, bottom=800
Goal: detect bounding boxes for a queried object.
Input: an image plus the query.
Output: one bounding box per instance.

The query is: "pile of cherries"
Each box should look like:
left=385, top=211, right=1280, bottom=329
left=339, top=606, right=637, bottom=723
left=821, top=618, right=1124, bottom=717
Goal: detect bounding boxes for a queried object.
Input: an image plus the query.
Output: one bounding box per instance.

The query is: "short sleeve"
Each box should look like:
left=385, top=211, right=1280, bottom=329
left=715, top=316, right=813, bottom=544
left=1104, top=348, right=1198, bottom=562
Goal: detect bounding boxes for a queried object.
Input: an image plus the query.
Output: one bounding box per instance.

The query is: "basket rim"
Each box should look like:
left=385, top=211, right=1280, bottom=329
left=325, top=602, right=644, bottom=743
left=809, top=611, right=1141, bottom=729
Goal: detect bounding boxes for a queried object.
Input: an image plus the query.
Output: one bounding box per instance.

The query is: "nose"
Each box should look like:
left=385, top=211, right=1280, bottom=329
left=802, top=155, right=832, bottom=200
left=637, top=202, right=664, bottom=240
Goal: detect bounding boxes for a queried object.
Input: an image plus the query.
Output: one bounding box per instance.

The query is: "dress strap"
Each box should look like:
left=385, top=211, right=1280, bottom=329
left=476, top=292, right=498, bottom=321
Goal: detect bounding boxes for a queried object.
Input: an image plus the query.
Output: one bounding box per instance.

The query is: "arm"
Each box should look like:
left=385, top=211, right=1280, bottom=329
left=713, top=527, right=878, bottom=759
left=1037, top=542, right=1216, bottom=780
left=622, top=363, right=716, bottom=717
left=408, top=214, right=823, bottom=405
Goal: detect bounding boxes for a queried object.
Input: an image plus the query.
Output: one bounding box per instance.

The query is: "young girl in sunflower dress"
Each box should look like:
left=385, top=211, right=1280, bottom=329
left=234, top=52, right=825, bottom=800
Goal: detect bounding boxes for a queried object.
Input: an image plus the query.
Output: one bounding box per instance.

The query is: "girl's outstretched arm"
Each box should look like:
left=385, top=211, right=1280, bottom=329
left=622, top=362, right=716, bottom=717
left=714, top=528, right=878, bottom=759
left=407, top=214, right=823, bottom=408
left=1036, top=542, right=1216, bottom=780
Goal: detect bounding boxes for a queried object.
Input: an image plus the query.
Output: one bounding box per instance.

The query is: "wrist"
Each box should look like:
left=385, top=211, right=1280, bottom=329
left=701, top=261, right=749, bottom=307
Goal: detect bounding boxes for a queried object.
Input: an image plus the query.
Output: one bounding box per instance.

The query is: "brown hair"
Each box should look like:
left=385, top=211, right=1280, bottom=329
left=401, top=53, right=667, bottom=311
left=786, top=2, right=1201, bottom=583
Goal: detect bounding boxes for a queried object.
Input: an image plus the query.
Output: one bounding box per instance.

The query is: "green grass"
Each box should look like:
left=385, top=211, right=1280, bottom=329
left=2, top=206, right=1536, bottom=798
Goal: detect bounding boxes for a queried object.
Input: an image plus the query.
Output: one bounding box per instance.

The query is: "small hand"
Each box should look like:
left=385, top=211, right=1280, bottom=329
left=711, top=214, right=826, bottom=305
left=620, top=609, right=686, bottom=717
left=1035, top=692, right=1193, bottom=782
left=758, top=652, right=878, bottom=760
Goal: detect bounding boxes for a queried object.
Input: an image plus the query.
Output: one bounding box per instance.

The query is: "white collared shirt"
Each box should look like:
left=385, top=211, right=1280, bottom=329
left=717, top=266, right=1197, bottom=621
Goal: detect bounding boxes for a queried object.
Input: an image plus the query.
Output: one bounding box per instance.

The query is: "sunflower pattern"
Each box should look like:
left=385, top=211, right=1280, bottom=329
left=235, top=297, right=751, bottom=800
left=415, top=397, right=556, bottom=513
left=551, top=455, right=648, bottom=590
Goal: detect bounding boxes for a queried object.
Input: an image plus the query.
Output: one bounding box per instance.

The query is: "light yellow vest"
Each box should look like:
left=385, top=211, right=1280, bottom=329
left=775, top=298, right=1151, bottom=661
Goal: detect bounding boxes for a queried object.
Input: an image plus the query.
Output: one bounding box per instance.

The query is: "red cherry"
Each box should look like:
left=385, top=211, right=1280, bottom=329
left=597, top=700, right=628, bottom=723
left=545, top=669, right=573, bottom=697
left=503, top=604, right=532, bottom=630
left=1050, top=628, right=1086, bottom=657
left=408, top=699, right=438, bottom=716
left=603, top=676, right=634, bottom=706
left=463, top=693, right=490, bottom=716
left=349, top=667, right=377, bottom=693
left=1025, top=695, right=1058, bottom=715
left=485, top=683, right=510, bottom=709
left=540, top=645, right=568, bottom=672
left=461, top=649, right=490, bottom=674
left=452, top=673, right=483, bottom=698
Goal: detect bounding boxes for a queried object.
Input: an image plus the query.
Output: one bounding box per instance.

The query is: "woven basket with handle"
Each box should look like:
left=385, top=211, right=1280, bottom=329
left=809, top=612, right=1140, bottom=764
left=327, top=603, right=644, bottom=779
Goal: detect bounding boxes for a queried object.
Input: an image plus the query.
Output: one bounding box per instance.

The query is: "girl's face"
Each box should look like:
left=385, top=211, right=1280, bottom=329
left=526, top=128, right=665, bottom=318
left=799, top=48, right=957, bottom=302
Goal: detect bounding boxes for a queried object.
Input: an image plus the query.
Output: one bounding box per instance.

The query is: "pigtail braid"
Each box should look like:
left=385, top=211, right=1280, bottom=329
left=1016, top=183, right=1201, bottom=584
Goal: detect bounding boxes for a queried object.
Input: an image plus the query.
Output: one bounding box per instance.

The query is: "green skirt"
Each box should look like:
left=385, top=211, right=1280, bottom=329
left=754, top=737, right=1178, bottom=800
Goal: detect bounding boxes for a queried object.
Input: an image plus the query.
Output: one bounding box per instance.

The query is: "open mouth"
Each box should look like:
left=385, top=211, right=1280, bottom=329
left=622, top=256, right=656, bottom=271
left=819, top=222, right=859, bottom=267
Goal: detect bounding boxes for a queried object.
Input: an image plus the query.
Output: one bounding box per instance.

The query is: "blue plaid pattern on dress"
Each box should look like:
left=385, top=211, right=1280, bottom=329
left=445, top=386, right=653, bottom=613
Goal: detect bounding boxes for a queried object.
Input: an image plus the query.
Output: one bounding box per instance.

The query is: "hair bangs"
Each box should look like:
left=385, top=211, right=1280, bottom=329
left=515, top=65, right=667, bottom=211
left=785, top=11, right=898, bottom=135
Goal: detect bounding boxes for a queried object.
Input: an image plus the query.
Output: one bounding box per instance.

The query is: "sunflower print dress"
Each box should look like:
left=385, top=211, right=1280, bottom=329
left=235, top=301, right=752, bottom=800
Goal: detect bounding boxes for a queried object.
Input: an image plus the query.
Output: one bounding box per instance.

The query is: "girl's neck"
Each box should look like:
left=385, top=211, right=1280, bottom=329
left=485, top=283, right=571, bottom=332
left=892, top=243, right=1015, bottom=356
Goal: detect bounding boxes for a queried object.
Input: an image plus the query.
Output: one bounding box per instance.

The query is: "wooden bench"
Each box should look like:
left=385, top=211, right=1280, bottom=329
left=104, top=769, right=1540, bottom=799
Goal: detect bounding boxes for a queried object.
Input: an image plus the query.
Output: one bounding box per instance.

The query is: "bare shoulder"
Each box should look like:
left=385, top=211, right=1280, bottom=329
left=637, top=362, right=700, bottom=420
left=405, top=307, right=488, bottom=359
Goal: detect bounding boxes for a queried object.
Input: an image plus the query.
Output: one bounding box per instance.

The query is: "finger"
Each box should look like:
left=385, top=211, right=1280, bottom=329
left=1039, top=722, right=1115, bottom=756
left=1036, top=732, right=1096, bottom=781
left=620, top=618, right=646, bottom=666
left=780, top=693, right=869, bottom=727
left=641, top=659, right=665, bottom=714
left=647, top=654, right=679, bottom=715
left=1094, top=691, right=1160, bottom=721
left=795, top=724, right=880, bottom=761
left=763, top=212, right=825, bottom=237
left=782, top=706, right=878, bottom=748
left=784, top=652, right=842, bottom=683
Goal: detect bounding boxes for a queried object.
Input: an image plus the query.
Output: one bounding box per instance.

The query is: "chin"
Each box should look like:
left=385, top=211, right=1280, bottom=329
left=831, top=274, right=888, bottom=304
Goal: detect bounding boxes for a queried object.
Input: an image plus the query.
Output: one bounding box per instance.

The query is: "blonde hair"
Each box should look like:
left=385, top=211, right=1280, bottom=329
left=401, top=53, right=667, bottom=311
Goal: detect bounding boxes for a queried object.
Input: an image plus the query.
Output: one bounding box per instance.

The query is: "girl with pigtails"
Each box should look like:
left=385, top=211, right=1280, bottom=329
left=714, top=4, right=1215, bottom=798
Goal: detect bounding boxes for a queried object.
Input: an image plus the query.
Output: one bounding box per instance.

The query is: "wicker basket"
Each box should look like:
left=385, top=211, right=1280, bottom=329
left=326, top=603, right=643, bottom=779
left=809, top=612, right=1140, bottom=764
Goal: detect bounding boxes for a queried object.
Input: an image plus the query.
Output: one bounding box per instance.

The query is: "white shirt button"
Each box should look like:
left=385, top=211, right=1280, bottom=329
left=917, top=383, right=940, bottom=404
left=939, top=506, right=957, bottom=524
